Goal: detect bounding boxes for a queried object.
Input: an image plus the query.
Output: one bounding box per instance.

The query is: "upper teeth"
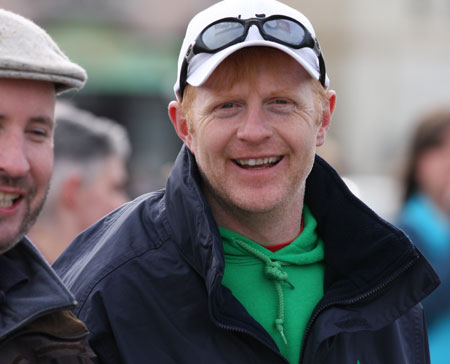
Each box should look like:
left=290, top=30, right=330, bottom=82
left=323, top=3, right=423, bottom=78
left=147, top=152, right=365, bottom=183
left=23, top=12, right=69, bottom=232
left=0, top=192, right=20, bottom=208
left=236, top=157, right=280, bottom=166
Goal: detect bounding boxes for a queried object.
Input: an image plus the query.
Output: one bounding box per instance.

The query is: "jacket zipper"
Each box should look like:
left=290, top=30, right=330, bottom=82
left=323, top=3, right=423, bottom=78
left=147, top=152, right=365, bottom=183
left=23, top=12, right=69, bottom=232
left=211, top=317, right=291, bottom=364
left=209, top=276, right=291, bottom=364
left=299, top=256, right=418, bottom=364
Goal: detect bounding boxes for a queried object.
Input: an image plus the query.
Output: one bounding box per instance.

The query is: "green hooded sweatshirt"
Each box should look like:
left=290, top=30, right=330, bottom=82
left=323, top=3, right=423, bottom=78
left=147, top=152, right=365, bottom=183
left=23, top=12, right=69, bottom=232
left=219, top=205, right=324, bottom=364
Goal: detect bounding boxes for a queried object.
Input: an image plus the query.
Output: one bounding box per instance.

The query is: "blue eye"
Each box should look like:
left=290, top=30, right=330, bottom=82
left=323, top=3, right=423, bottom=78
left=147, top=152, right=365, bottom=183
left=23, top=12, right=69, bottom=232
left=221, top=103, right=235, bottom=109
left=275, top=99, right=288, bottom=104
left=213, top=101, right=242, bottom=119
left=266, top=98, right=294, bottom=114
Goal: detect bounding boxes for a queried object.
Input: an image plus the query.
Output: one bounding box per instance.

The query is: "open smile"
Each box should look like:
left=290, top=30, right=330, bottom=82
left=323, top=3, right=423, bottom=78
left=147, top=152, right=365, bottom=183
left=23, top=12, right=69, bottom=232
left=234, top=156, right=282, bottom=170
left=0, top=192, right=23, bottom=208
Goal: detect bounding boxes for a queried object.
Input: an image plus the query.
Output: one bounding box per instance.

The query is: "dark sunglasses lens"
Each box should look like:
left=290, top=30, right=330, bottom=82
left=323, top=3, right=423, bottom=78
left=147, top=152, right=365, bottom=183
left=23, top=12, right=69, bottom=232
left=263, top=19, right=306, bottom=46
left=201, top=21, right=245, bottom=50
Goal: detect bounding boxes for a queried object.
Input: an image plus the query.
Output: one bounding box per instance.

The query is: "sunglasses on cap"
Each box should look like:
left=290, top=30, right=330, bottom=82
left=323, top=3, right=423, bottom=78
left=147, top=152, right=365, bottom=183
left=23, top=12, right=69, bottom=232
left=179, top=14, right=327, bottom=97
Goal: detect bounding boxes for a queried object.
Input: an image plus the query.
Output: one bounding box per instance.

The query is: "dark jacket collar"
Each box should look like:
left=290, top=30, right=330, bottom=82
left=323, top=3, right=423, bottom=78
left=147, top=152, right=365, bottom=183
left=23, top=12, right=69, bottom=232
left=0, top=238, right=76, bottom=341
left=165, top=146, right=438, bottom=304
left=305, top=156, right=421, bottom=298
left=165, top=145, right=225, bottom=290
left=0, top=254, right=29, bottom=296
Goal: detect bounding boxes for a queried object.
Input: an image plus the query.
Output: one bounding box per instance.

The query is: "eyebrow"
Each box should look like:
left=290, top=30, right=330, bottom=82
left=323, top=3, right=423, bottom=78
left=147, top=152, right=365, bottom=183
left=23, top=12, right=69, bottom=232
left=0, top=114, right=54, bottom=126
left=29, top=115, right=54, bottom=126
left=266, top=87, right=297, bottom=97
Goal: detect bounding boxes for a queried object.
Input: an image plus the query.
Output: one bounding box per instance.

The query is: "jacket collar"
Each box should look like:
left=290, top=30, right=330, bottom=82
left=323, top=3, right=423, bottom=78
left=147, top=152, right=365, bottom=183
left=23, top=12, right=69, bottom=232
left=303, top=156, right=439, bottom=338
left=165, top=147, right=437, bottom=303
left=0, top=254, right=28, bottom=295
left=305, top=155, right=421, bottom=298
left=0, top=238, right=76, bottom=341
left=165, top=145, right=225, bottom=290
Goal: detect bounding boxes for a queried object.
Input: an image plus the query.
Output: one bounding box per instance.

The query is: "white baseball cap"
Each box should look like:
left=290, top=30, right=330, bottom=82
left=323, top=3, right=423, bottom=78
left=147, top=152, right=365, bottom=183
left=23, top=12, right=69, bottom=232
left=0, top=9, right=87, bottom=93
left=174, top=0, right=329, bottom=100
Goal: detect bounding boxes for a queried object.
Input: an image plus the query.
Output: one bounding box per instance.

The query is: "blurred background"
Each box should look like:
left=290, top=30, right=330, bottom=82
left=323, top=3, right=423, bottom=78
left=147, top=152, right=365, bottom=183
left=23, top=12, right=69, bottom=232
left=2, top=0, right=449, bottom=221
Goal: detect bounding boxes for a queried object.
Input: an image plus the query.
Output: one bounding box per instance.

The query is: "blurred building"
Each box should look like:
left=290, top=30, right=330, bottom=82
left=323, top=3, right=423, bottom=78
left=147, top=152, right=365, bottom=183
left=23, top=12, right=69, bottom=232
left=2, top=0, right=449, bottom=217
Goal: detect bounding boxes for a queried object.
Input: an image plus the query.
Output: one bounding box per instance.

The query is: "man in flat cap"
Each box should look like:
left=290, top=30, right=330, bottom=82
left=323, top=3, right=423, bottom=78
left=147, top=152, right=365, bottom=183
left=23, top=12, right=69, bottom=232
left=0, top=9, right=95, bottom=362
left=55, top=0, right=439, bottom=363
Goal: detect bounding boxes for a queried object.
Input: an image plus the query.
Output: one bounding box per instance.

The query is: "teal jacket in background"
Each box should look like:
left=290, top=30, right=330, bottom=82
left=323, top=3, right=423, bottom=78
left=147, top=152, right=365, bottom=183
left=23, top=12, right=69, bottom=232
left=397, top=193, right=450, bottom=364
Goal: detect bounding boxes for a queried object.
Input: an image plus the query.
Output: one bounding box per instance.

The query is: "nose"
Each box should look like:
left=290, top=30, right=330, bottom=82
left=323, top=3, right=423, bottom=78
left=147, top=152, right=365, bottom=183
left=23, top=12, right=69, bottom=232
left=0, top=131, right=30, bottom=178
left=236, top=106, right=273, bottom=143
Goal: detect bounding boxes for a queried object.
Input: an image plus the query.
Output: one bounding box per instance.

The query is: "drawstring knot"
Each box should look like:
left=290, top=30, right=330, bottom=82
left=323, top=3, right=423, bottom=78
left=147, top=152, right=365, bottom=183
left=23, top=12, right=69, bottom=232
left=234, top=239, right=294, bottom=345
left=264, top=261, right=294, bottom=289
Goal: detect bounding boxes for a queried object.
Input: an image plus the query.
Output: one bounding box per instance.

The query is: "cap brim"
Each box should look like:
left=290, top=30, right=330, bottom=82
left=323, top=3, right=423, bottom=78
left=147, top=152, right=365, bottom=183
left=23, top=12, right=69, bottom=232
left=0, top=68, right=86, bottom=93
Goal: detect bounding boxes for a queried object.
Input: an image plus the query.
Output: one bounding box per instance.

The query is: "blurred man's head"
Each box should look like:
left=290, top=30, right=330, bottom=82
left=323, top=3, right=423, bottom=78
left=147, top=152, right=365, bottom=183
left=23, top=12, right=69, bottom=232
left=29, top=103, right=130, bottom=262
left=0, top=10, right=86, bottom=254
left=51, top=103, right=130, bottom=228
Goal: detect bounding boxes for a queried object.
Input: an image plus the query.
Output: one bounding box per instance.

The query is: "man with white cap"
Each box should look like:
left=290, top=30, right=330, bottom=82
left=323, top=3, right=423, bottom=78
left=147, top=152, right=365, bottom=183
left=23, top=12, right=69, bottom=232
left=0, top=9, right=95, bottom=362
left=54, top=0, right=438, bottom=363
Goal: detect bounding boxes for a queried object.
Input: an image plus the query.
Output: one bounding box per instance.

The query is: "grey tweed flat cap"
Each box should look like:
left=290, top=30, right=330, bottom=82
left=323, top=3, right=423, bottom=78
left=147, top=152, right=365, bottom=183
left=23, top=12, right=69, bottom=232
left=0, top=9, right=87, bottom=93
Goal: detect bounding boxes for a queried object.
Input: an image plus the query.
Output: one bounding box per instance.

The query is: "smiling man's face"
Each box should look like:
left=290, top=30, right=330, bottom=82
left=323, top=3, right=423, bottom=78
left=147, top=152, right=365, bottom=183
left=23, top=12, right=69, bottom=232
left=170, top=48, right=333, bottom=233
left=0, top=78, right=55, bottom=253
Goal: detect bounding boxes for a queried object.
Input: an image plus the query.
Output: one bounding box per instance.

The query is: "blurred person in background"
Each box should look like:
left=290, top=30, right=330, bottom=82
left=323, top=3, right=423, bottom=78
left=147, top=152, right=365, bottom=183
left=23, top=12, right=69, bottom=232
left=396, top=108, right=450, bottom=364
left=29, top=102, right=131, bottom=263
left=0, top=9, right=95, bottom=362
left=54, top=0, right=439, bottom=363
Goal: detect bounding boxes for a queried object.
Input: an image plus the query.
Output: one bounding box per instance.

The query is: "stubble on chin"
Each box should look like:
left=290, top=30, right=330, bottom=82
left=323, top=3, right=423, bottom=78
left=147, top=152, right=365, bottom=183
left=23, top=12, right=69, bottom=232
left=0, top=185, right=48, bottom=254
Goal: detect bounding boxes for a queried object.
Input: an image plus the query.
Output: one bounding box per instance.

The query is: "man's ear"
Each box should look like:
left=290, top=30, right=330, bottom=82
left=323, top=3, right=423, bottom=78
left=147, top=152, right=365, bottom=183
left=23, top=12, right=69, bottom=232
left=168, top=101, right=193, bottom=150
left=60, top=173, right=83, bottom=210
left=316, top=90, right=336, bottom=147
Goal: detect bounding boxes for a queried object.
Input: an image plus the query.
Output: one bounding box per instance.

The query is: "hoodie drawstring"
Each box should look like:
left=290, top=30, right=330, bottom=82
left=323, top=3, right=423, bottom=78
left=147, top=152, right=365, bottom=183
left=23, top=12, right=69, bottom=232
left=234, top=239, right=294, bottom=345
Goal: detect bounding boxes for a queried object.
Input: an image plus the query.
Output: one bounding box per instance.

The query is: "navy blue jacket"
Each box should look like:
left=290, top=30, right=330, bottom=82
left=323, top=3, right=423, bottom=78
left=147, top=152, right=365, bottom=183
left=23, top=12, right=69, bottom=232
left=0, top=238, right=96, bottom=363
left=54, top=146, right=439, bottom=364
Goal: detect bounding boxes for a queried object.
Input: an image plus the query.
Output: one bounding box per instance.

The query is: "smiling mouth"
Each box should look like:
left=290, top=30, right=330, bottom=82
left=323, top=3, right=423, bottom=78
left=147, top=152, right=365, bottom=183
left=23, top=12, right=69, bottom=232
left=0, top=192, right=22, bottom=208
left=234, top=156, right=282, bottom=170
